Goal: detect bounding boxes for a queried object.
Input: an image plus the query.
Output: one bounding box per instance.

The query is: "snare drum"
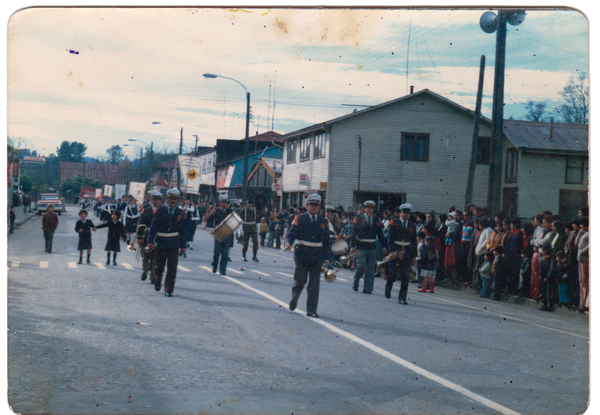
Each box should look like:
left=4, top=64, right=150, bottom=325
left=331, top=239, right=349, bottom=255
left=211, top=212, right=243, bottom=243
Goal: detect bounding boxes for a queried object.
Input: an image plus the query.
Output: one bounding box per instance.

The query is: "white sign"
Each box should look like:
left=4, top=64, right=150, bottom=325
left=114, top=184, right=127, bottom=200
left=178, top=155, right=202, bottom=195
left=103, top=185, right=113, bottom=197
left=271, top=183, right=282, bottom=192
left=23, top=155, right=46, bottom=162
left=128, top=182, right=146, bottom=205
left=95, top=188, right=102, bottom=199
left=299, top=173, right=308, bottom=185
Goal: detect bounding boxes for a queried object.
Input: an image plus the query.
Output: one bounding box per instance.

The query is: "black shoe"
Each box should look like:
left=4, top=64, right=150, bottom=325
left=220, top=271, right=226, bottom=276
left=384, top=289, right=391, bottom=299
left=289, top=296, right=298, bottom=311
left=352, top=286, right=358, bottom=292
left=183, top=253, right=187, bottom=258
left=399, top=300, right=408, bottom=305
left=228, top=257, right=232, bottom=262
left=113, top=261, right=117, bottom=266
left=86, top=258, right=90, bottom=264
left=141, top=273, right=147, bottom=281
left=252, top=256, right=259, bottom=262
left=154, top=281, right=161, bottom=291
left=106, top=259, right=110, bottom=265
left=78, top=258, right=83, bottom=264
left=165, top=292, right=172, bottom=297
left=363, top=290, right=372, bottom=294
left=243, top=256, right=248, bottom=262
left=212, top=266, right=217, bottom=273
left=307, top=312, right=319, bottom=318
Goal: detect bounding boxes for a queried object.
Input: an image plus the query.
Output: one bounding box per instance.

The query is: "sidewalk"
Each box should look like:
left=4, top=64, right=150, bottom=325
left=9, top=205, right=38, bottom=230
left=436, top=277, right=589, bottom=318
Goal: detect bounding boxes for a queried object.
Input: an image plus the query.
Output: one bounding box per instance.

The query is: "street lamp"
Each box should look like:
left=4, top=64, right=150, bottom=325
left=128, top=139, right=154, bottom=184
left=203, top=72, right=251, bottom=204
left=152, top=121, right=183, bottom=155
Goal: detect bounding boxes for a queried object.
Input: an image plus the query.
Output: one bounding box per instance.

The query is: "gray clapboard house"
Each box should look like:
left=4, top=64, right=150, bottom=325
left=278, top=89, right=588, bottom=220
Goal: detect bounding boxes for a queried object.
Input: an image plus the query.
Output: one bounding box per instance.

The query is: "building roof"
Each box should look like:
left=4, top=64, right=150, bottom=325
left=275, top=89, right=490, bottom=141
left=249, top=131, right=282, bottom=142
left=262, top=156, right=283, bottom=174
left=503, top=119, right=588, bottom=154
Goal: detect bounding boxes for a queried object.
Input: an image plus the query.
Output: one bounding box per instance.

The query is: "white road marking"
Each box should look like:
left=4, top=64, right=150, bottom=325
left=122, top=263, right=134, bottom=270
left=337, top=277, right=348, bottom=282
left=177, top=265, right=191, bottom=272
left=227, top=268, right=244, bottom=275
left=199, top=266, right=213, bottom=272
left=40, top=262, right=48, bottom=269
left=251, top=269, right=270, bottom=277
left=67, top=262, right=77, bottom=269
left=219, top=274, right=521, bottom=415
left=276, top=272, right=293, bottom=278
left=95, top=262, right=106, bottom=270
left=10, top=261, right=20, bottom=269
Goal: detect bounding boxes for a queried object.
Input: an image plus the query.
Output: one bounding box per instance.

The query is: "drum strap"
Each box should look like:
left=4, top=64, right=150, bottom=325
left=296, top=240, right=323, bottom=247
left=157, top=232, right=179, bottom=237
left=357, top=238, right=376, bottom=243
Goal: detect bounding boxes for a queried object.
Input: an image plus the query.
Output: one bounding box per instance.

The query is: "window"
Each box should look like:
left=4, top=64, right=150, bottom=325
left=476, top=137, right=490, bottom=164
left=401, top=133, right=429, bottom=161
left=559, top=190, right=588, bottom=221
left=286, top=140, right=297, bottom=164
left=505, top=148, right=518, bottom=183
left=314, top=133, right=326, bottom=159
left=565, top=156, right=585, bottom=184
left=299, top=136, right=311, bottom=162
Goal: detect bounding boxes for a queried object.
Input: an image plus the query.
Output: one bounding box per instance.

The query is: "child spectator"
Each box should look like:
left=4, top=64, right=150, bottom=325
left=417, top=235, right=439, bottom=293
left=75, top=209, right=97, bottom=264
left=491, top=245, right=507, bottom=301
left=415, top=231, right=426, bottom=288
left=519, top=249, right=531, bottom=297
left=444, top=212, right=458, bottom=282
left=539, top=245, right=555, bottom=311
left=479, top=251, right=494, bottom=298
left=95, top=210, right=126, bottom=266
left=267, top=216, right=275, bottom=248
left=259, top=218, right=268, bottom=247
left=555, top=251, right=570, bottom=307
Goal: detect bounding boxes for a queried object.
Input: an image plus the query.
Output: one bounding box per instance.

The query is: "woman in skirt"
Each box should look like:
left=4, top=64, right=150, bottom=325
left=95, top=210, right=126, bottom=266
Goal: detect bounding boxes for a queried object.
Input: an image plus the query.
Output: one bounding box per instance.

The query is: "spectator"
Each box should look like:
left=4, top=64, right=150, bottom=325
left=539, top=245, right=555, bottom=311
left=576, top=216, right=589, bottom=313
left=491, top=245, right=507, bottom=301
left=9, top=206, right=16, bottom=234
left=519, top=249, right=531, bottom=298
left=555, top=251, right=570, bottom=307
left=564, top=219, right=581, bottom=309
left=505, top=218, right=524, bottom=296
left=479, top=252, right=494, bottom=298
left=259, top=218, right=268, bottom=247
left=417, top=235, right=439, bottom=293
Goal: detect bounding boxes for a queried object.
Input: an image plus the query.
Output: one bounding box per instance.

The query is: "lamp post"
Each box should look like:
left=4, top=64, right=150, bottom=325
left=123, top=143, right=143, bottom=181
left=479, top=9, right=525, bottom=213
left=128, top=139, right=154, bottom=184
left=152, top=121, right=183, bottom=155
left=203, top=72, right=251, bottom=204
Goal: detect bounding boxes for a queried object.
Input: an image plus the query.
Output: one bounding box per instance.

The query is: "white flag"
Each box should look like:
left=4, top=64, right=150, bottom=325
left=178, top=155, right=202, bottom=195
left=128, top=182, right=146, bottom=205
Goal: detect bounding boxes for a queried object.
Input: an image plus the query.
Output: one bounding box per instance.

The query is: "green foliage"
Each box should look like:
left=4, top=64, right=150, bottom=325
left=20, top=175, right=33, bottom=193
left=57, top=141, right=87, bottom=162
left=106, top=145, right=125, bottom=164
left=59, top=174, right=101, bottom=196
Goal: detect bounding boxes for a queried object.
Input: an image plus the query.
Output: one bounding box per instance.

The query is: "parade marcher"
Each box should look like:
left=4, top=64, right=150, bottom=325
left=186, top=200, right=201, bottom=250
left=75, top=209, right=96, bottom=264
left=147, top=188, right=187, bottom=297
left=324, top=205, right=339, bottom=265
left=178, top=195, right=194, bottom=258
left=42, top=204, right=59, bottom=253
left=283, top=193, right=331, bottom=318
left=137, top=190, right=163, bottom=283
left=207, top=194, right=233, bottom=275
left=350, top=200, right=387, bottom=294
left=23, top=194, right=30, bottom=214
left=385, top=203, right=417, bottom=304
left=95, top=210, right=126, bottom=266
left=239, top=199, right=259, bottom=262
left=124, top=196, right=141, bottom=244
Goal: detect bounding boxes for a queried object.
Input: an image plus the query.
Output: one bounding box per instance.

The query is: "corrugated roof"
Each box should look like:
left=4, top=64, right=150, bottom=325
left=503, top=119, right=588, bottom=153
left=262, top=156, right=283, bottom=174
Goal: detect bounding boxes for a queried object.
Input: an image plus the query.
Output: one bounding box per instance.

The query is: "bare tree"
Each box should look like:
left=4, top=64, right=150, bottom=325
left=524, top=100, right=548, bottom=122
left=558, top=72, right=588, bottom=124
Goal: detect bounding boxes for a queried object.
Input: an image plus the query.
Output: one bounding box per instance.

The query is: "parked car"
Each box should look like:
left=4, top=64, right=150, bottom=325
left=37, top=193, right=63, bottom=215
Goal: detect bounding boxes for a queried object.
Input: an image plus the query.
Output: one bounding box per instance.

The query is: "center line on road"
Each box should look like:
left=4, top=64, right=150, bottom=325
left=95, top=262, right=106, bottom=270
left=177, top=265, right=191, bottom=272
left=251, top=269, right=270, bottom=277
left=227, top=268, right=243, bottom=275
left=199, top=265, right=213, bottom=272
left=276, top=272, right=293, bottom=278
left=10, top=261, right=20, bottom=269
left=434, top=296, right=587, bottom=339
left=40, top=262, right=48, bottom=269
left=122, top=263, right=134, bottom=270
left=67, top=262, right=77, bottom=269
left=219, top=274, right=521, bottom=415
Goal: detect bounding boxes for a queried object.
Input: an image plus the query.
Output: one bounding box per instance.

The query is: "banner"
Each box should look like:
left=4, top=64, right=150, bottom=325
left=178, top=155, right=202, bottom=195
left=103, top=185, right=113, bottom=197
left=128, top=182, right=146, bottom=205
left=95, top=188, right=102, bottom=200
left=114, top=184, right=127, bottom=200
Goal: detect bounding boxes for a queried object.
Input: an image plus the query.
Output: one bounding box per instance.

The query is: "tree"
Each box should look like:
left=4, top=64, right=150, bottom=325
left=558, top=72, right=588, bottom=124
left=59, top=174, right=101, bottom=198
left=106, top=145, right=125, bottom=164
left=524, top=100, right=548, bottom=122
left=20, top=175, right=33, bottom=193
left=57, top=141, right=87, bottom=162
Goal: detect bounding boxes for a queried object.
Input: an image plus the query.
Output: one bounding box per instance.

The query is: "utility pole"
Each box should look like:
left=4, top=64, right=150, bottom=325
left=179, top=127, right=183, bottom=155
left=465, top=55, right=486, bottom=207
left=357, top=135, right=362, bottom=205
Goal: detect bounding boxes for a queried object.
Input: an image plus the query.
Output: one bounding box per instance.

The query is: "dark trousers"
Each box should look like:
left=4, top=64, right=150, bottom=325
left=142, top=250, right=155, bottom=282
left=292, top=259, right=323, bottom=314
left=492, top=272, right=505, bottom=300
left=353, top=249, right=376, bottom=292
left=506, top=255, right=521, bottom=294
left=386, top=260, right=411, bottom=301
left=154, top=247, right=179, bottom=294
left=213, top=236, right=231, bottom=274
left=43, top=229, right=55, bottom=252
left=9, top=219, right=15, bottom=233
left=242, top=224, right=258, bottom=256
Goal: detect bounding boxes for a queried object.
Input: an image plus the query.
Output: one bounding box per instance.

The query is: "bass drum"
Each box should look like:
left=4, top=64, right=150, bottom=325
left=211, top=212, right=243, bottom=243
left=331, top=239, right=349, bottom=255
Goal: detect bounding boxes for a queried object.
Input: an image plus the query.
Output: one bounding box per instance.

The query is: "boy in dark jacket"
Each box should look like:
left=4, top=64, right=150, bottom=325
left=491, top=245, right=507, bottom=301
left=539, top=245, right=555, bottom=311
left=95, top=210, right=126, bottom=265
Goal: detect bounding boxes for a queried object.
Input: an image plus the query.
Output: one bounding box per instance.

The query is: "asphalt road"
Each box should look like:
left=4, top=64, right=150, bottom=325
left=7, top=206, right=590, bottom=415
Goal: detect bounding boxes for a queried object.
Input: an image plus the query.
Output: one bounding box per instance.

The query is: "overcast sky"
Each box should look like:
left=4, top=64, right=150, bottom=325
left=5, top=3, right=591, bottom=159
